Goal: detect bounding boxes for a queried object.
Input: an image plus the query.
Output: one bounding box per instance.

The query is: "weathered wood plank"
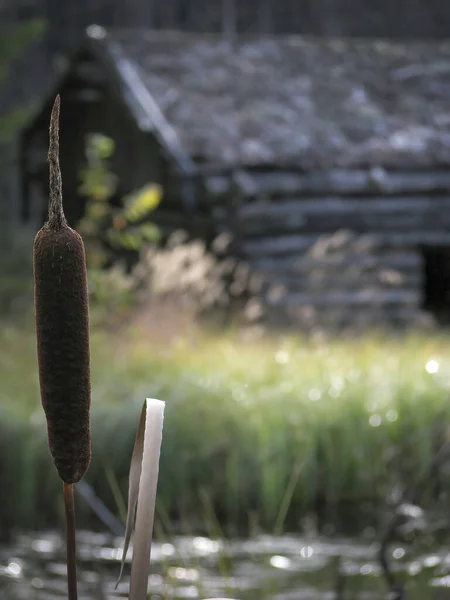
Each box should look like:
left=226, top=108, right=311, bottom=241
left=203, top=175, right=230, bottom=199
left=241, top=213, right=450, bottom=237
left=235, top=169, right=450, bottom=198
left=265, top=288, right=420, bottom=308
left=238, top=195, right=450, bottom=236
left=241, top=195, right=450, bottom=215
left=242, top=234, right=318, bottom=256
left=260, top=270, right=422, bottom=292
left=238, top=195, right=450, bottom=218
left=250, top=251, right=422, bottom=273
left=242, top=232, right=450, bottom=257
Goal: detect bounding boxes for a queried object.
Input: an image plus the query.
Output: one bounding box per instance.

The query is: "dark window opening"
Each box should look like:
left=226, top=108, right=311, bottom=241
left=422, top=246, right=450, bottom=323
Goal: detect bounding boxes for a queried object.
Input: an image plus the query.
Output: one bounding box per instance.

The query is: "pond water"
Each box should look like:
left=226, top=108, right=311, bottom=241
left=1, top=531, right=450, bottom=599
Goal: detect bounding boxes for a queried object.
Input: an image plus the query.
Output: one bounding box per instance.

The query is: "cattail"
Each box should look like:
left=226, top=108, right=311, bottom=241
left=33, top=95, right=91, bottom=485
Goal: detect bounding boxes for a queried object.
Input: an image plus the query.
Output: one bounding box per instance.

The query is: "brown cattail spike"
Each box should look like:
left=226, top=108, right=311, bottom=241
left=47, top=94, right=66, bottom=230
left=33, top=95, right=91, bottom=484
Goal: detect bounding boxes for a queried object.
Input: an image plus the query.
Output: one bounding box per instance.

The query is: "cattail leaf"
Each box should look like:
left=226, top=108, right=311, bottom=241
left=116, top=398, right=165, bottom=599
left=115, top=402, right=145, bottom=587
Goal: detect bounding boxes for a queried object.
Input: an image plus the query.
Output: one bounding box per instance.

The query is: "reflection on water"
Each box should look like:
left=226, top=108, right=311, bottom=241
left=0, top=531, right=449, bottom=599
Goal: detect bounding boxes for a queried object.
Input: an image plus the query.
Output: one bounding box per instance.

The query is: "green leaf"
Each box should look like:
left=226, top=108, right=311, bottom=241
left=140, top=223, right=161, bottom=243
left=124, top=184, right=162, bottom=223
left=90, top=134, right=115, bottom=160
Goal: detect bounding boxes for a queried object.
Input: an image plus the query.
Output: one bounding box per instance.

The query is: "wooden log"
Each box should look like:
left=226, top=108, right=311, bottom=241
left=233, top=169, right=450, bottom=198
left=259, top=270, right=422, bottom=293
left=232, top=170, right=259, bottom=196
left=239, top=195, right=450, bottom=215
left=265, top=288, right=420, bottom=308
left=240, top=212, right=450, bottom=237
left=203, top=175, right=230, bottom=199
left=242, top=198, right=450, bottom=218
left=242, top=234, right=318, bottom=257
left=238, top=195, right=450, bottom=236
left=242, top=232, right=450, bottom=258
left=250, top=251, right=422, bottom=273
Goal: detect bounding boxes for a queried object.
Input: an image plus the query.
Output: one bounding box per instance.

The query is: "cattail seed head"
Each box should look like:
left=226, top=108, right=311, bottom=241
left=33, top=95, right=91, bottom=484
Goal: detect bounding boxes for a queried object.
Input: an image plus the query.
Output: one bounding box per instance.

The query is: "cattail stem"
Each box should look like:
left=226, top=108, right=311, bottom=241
left=63, top=482, right=78, bottom=600
left=48, top=95, right=66, bottom=230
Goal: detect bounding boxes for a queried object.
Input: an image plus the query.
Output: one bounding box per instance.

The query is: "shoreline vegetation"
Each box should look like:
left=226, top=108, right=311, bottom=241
left=1, top=317, right=450, bottom=538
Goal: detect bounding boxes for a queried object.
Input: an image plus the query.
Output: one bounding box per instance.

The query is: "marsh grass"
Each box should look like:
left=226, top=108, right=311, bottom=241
left=1, top=321, right=450, bottom=535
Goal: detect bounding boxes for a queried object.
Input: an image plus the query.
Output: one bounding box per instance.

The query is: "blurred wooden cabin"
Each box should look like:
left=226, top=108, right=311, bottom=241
left=19, top=28, right=450, bottom=328
left=6, top=0, right=450, bottom=49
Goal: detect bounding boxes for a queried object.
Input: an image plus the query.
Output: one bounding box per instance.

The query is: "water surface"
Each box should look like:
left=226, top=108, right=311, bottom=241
left=1, top=531, right=449, bottom=599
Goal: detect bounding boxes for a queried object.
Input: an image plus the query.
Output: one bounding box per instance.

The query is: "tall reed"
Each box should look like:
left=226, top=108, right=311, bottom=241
left=33, top=95, right=91, bottom=600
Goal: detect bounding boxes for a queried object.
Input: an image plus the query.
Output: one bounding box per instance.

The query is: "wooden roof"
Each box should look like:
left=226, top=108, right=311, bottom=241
left=24, top=27, right=450, bottom=170
left=97, top=29, right=450, bottom=169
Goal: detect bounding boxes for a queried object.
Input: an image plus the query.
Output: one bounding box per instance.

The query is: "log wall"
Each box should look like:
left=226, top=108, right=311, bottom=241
left=209, top=168, right=450, bottom=329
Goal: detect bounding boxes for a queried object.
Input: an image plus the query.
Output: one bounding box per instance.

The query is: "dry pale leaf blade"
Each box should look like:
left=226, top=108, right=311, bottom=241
left=129, top=398, right=165, bottom=600
left=115, top=401, right=147, bottom=588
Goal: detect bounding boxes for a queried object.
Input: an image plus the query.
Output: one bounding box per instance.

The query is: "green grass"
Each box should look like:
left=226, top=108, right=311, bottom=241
left=1, top=320, right=450, bottom=536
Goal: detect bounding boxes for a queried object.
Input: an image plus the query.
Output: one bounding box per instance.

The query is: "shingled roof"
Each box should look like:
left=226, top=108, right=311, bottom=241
left=60, top=29, right=450, bottom=169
